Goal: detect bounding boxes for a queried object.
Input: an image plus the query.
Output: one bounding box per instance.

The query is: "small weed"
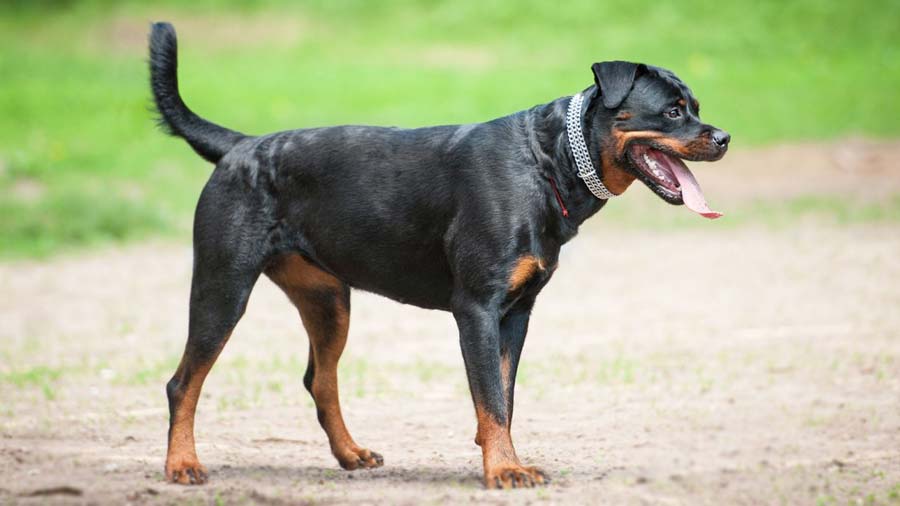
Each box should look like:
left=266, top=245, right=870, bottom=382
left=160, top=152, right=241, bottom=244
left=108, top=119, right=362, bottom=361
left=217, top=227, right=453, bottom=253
left=125, top=356, right=179, bottom=386
left=596, top=355, right=639, bottom=386
left=410, top=358, right=455, bottom=384
left=115, top=320, right=135, bottom=337
left=230, top=355, right=250, bottom=371
left=815, top=495, right=836, bottom=506
left=232, top=396, right=250, bottom=410
left=887, top=482, right=900, bottom=502
left=40, top=382, right=56, bottom=401
left=3, top=365, right=63, bottom=387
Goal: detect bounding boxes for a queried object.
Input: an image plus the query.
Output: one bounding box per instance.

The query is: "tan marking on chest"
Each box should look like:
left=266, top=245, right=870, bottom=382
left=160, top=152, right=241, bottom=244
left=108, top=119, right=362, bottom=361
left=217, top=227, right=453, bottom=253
left=508, top=256, right=546, bottom=292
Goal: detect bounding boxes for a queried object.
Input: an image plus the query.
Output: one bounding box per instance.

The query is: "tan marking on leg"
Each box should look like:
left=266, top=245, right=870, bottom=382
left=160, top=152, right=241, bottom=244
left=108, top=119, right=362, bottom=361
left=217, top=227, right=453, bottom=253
left=300, top=298, right=366, bottom=469
left=499, top=353, right=511, bottom=402
left=499, top=352, right=515, bottom=430
left=508, top=256, right=545, bottom=292
left=475, top=403, right=546, bottom=489
left=165, top=333, right=231, bottom=485
left=266, top=254, right=383, bottom=470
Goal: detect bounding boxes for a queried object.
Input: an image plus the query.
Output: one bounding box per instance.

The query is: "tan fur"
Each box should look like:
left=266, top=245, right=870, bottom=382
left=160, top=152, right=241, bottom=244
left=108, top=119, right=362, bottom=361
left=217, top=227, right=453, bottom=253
left=165, top=333, right=231, bottom=484
left=267, top=253, right=381, bottom=470
left=474, top=403, right=546, bottom=488
left=508, top=256, right=546, bottom=292
left=267, top=253, right=344, bottom=292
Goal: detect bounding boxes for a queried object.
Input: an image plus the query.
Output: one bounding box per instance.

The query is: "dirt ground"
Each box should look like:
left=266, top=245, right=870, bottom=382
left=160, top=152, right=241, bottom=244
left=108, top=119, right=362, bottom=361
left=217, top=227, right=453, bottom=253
left=2, top=141, right=899, bottom=505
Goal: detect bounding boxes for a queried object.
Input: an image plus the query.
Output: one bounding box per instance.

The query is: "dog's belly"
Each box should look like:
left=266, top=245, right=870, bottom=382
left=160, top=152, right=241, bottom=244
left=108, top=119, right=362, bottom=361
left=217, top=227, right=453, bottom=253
left=346, top=256, right=455, bottom=310
left=288, top=224, right=455, bottom=311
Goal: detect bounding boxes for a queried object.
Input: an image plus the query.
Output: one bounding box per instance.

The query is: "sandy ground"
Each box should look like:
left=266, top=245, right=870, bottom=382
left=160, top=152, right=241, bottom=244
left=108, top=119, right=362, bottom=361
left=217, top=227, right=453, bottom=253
left=1, top=141, right=900, bottom=505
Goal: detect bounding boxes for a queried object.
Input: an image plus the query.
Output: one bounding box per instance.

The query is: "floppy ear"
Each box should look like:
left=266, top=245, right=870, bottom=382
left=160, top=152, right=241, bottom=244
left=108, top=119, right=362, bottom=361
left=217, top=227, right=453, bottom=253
left=591, top=61, right=643, bottom=109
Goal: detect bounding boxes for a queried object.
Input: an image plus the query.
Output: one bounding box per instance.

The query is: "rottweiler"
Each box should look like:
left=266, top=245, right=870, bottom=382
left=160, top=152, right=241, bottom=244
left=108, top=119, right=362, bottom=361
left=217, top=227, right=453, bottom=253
left=149, top=22, right=729, bottom=489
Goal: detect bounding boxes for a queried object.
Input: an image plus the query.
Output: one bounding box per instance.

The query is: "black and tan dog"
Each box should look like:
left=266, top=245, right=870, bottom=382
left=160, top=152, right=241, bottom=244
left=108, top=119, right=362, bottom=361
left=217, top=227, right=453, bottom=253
left=149, top=22, right=729, bottom=489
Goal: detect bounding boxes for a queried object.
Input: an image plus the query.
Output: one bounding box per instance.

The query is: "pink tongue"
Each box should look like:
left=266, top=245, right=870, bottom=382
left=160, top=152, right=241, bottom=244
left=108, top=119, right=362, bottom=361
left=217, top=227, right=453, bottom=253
left=668, top=158, right=722, bottom=219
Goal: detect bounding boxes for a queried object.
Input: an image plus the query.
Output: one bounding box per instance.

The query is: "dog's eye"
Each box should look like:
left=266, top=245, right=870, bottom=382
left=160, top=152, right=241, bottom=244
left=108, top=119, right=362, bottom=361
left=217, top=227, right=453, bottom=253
left=665, top=107, right=682, bottom=119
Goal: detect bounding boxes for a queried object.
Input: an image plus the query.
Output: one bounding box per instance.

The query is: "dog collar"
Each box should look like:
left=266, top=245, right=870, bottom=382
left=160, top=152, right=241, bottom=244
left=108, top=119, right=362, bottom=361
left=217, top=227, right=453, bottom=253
left=566, top=92, right=616, bottom=199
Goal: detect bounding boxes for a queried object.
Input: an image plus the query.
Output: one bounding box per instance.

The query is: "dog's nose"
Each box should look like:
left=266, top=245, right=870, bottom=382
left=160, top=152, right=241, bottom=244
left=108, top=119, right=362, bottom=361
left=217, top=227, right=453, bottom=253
left=712, top=129, right=731, bottom=148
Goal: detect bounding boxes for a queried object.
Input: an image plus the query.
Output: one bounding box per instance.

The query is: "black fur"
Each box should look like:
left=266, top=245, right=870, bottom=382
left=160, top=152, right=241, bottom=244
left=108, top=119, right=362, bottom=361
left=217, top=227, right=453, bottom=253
left=150, top=21, right=729, bottom=487
left=592, top=61, right=642, bottom=109
left=149, top=22, right=246, bottom=163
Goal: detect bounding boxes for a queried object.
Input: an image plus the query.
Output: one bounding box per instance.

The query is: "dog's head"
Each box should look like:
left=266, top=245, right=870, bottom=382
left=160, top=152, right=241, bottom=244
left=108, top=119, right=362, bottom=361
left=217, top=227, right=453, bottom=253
left=586, top=61, right=729, bottom=217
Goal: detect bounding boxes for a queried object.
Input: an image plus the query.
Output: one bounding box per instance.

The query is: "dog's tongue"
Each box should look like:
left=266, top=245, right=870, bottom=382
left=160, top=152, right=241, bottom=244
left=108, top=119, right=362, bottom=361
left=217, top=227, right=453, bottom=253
left=668, top=157, right=722, bottom=219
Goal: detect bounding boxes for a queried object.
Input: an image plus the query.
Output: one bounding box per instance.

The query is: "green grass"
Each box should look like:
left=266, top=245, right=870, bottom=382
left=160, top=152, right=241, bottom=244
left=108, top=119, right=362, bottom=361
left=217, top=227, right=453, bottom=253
left=2, top=365, right=63, bottom=401
left=1, top=0, right=899, bottom=258
left=2, top=365, right=63, bottom=387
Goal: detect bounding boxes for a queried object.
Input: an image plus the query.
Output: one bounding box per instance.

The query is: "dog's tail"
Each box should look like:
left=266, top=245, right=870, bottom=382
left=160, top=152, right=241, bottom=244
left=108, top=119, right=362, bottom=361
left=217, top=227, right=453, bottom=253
left=149, top=22, right=247, bottom=164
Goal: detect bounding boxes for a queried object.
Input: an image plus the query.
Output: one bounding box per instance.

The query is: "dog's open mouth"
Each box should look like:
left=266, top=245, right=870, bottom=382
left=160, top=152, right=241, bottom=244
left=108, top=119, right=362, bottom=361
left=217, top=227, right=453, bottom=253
left=628, top=144, right=722, bottom=219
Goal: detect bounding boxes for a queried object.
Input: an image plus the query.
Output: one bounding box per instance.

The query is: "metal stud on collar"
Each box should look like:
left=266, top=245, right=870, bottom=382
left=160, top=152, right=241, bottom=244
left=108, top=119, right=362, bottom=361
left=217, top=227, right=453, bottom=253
left=566, top=92, right=616, bottom=200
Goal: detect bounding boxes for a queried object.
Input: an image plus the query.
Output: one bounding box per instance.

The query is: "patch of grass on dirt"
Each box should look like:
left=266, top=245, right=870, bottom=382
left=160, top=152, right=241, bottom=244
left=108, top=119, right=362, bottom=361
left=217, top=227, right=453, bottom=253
left=1, top=0, right=898, bottom=258
left=2, top=365, right=63, bottom=388
left=2, top=365, right=63, bottom=401
left=123, top=356, right=180, bottom=386
left=887, top=482, right=900, bottom=502
left=404, top=358, right=457, bottom=385
left=517, top=352, right=643, bottom=395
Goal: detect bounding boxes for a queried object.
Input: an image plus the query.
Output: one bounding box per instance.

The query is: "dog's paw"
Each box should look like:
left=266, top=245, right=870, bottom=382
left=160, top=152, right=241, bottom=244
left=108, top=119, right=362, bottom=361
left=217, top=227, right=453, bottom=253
left=165, top=458, right=208, bottom=485
left=485, top=464, right=547, bottom=489
left=337, top=447, right=384, bottom=470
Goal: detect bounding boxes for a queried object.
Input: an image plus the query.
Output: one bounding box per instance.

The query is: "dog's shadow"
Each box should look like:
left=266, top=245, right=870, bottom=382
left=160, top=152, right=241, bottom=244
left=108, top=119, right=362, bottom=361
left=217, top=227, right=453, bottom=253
left=213, top=463, right=484, bottom=488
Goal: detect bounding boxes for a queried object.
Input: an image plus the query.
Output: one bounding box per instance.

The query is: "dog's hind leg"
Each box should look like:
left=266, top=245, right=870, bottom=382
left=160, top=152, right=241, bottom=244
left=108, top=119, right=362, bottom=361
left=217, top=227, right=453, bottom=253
left=165, top=178, right=270, bottom=485
left=266, top=254, right=383, bottom=470
left=165, top=248, right=262, bottom=484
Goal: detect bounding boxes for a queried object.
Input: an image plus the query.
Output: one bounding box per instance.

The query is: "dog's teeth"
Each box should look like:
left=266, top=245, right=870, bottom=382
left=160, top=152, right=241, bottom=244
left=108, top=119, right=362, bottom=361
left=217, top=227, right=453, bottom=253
left=643, top=153, right=672, bottom=184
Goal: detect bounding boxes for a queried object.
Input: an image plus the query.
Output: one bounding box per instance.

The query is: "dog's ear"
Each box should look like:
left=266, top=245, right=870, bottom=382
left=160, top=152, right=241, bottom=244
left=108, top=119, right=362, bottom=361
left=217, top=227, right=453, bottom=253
left=591, top=61, right=644, bottom=109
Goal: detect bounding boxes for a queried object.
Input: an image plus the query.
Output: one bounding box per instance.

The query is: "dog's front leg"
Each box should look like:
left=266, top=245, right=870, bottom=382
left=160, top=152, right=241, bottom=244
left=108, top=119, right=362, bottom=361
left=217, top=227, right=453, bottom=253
left=453, top=299, right=547, bottom=489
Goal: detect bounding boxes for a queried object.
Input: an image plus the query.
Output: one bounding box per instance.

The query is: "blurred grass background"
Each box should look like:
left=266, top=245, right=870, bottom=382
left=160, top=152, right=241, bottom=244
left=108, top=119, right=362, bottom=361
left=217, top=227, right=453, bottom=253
left=1, top=0, right=898, bottom=258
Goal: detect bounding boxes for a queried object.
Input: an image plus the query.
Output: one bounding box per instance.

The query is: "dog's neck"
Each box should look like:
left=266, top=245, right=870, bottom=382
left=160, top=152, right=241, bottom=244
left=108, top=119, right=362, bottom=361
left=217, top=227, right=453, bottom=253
left=526, top=87, right=612, bottom=234
left=566, top=91, right=619, bottom=200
